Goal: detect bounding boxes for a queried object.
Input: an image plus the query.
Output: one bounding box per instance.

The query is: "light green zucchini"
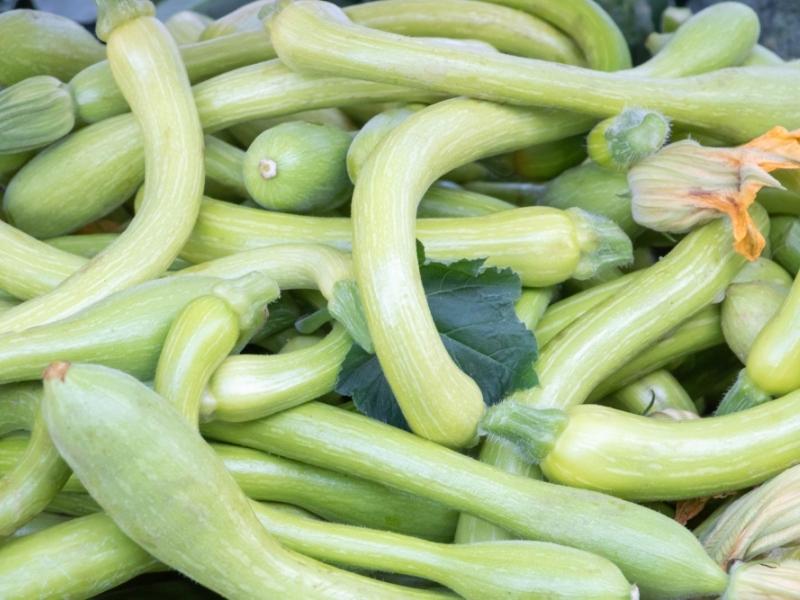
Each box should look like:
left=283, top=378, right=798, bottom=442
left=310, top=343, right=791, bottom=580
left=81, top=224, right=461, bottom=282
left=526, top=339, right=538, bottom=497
left=345, top=0, right=583, bottom=63
left=5, top=61, right=438, bottom=238
left=0, top=9, right=105, bottom=86
left=0, top=276, right=224, bottom=384
left=155, top=274, right=278, bottom=426
left=270, top=2, right=786, bottom=143
left=541, top=161, right=640, bottom=237
left=482, top=387, right=800, bottom=501
left=747, top=274, right=800, bottom=395
left=41, top=362, right=456, bottom=599
left=0, top=435, right=458, bottom=542
left=603, top=370, right=697, bottom=416
left=204, top=324, right=353, bottom=422
left=0, top=4, right=205, bottom=335
left=0, top=77, right=76, bottom=154
left=242, top=121, right=353, bottom=212
left=181, top=196, right=627, bottom=288
left=203, top=402, right=728, bottom=598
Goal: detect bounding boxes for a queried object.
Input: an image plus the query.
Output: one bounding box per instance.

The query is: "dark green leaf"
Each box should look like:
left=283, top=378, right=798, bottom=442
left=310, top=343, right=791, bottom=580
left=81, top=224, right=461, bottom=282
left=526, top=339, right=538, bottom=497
left=335, top=254, right=538, bottom=429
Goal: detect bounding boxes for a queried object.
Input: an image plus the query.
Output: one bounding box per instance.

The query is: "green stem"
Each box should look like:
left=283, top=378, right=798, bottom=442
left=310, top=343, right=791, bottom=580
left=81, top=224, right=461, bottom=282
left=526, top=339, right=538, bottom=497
left=270, top=1, right=778, bottom=142
left=202, top=402, right=728, bottom=598
left=715, top=369, right=773, bottom=416
left=454, top=286, right=552, bottom=543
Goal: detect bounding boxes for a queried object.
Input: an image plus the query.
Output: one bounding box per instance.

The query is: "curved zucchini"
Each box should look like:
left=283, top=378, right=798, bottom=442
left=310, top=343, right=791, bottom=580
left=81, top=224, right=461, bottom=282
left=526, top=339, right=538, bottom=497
left=350, top=98, right=630, bottom=446
left=0, top=434, right=458, bottom=542
left=155, top=274, right=279, bottom=426
left=344, top=0, right=584, bottom=64
left=0, top=276, right=222, bottom=384
left=0, top=9, right=104, bottom=86
left=270, top=2, right=789, bottom=143
left=42, top=362, right=455, bottom=599
left=747, top=272, right=800, bottom=395
left=0, top=406, right=69, bottom=537
left=203, top=402, right=728, bottom=598
left=180, top=196, right=626, bottom=288
left=205, top=324, right=353, bottom=422
left=0, top=3, right=205, bottom=334
left=483, top=388, right=800, bottom=501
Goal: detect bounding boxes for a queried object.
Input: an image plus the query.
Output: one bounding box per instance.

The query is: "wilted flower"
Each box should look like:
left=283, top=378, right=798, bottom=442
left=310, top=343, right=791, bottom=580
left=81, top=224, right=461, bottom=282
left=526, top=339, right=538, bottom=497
left=628, top=127, right=800, bottom=260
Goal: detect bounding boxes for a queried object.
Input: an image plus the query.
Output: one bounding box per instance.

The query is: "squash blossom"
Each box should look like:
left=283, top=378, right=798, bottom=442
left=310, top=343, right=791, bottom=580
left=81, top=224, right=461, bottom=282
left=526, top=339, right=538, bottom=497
left=628, top=127, right=800, bottom=261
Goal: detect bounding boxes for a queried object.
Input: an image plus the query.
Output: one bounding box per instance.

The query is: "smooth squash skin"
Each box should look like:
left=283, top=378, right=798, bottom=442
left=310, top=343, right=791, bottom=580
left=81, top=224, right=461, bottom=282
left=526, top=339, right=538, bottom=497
left=4, top=61, right=437, bottom=239
left=41, top=362, right=454, bottom=600
left=0, top=10, right=105, bottom=86
left=344, top=0, right=585, bottom=64
left=242, top=121, right=353, bottom=213
left=203, top=402, right=729, bottom=599
left=747, top=273, right=800, bottom=395
left=0, top=4, right=205, bottom=334
left=527, top=393, right=800, bottom=500
left=154, top=274, right=279, bottom=426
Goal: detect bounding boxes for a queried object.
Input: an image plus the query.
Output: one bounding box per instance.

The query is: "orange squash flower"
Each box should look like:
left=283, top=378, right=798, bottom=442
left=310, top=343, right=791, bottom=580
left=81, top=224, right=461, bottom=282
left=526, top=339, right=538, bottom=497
left=628, top=127, right=800, bottom=260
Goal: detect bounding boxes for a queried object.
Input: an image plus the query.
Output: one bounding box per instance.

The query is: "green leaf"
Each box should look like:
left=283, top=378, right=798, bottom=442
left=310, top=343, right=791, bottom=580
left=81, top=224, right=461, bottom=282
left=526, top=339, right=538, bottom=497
left=336, top=254, right=538, bottom=429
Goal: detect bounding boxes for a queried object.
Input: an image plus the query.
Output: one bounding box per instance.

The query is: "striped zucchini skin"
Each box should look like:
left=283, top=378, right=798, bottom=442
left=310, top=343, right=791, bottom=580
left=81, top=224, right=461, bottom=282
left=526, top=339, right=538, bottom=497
left=0, top=10, right=204, bottom=334
left=203, top=402, right=729, bottom=599
left=41, top=363, right=452, bottom=600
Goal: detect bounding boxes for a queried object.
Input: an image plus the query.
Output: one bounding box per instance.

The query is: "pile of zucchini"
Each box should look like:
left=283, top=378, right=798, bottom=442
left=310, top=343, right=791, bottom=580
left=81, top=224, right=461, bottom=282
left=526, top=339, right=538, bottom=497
left=1, top=0, right=800, bottom=598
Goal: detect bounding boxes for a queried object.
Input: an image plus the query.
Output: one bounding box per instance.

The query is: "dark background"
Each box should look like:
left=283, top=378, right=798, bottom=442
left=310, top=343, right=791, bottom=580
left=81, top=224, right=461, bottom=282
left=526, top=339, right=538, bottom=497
left=1, top=0, right=798, bottom=59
